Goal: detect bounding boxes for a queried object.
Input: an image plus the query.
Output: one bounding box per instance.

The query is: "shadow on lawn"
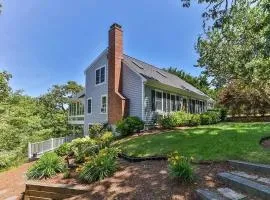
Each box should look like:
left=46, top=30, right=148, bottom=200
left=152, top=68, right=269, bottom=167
left=68, top=160, right=230, bottom=200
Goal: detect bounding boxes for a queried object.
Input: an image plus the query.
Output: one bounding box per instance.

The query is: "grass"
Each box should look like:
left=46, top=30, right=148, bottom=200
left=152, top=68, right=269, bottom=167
left=114, top=122, right=270, bottom=163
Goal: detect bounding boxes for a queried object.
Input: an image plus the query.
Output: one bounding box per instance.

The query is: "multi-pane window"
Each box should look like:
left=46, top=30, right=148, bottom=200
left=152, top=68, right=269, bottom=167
left=101, top=95, right=107, bottom=113
left=150, top=89, right=204, bottom=114
left=96, top=66, right=105, bottom=85
left=171, top=95, right=176, bottom=111
left=155, top=91, right=162, bottom=111
left=166, top=93, right=170, bottom=112
left=163, top=93, right=167, bottom=111
left=87, top=98, right=92, bottom=114
left=69, top=101, right=84, bottom=116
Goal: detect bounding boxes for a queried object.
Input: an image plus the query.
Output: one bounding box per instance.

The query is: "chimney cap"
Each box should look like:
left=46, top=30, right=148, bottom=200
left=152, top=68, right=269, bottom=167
left=110, top=23, right=122, bottom=29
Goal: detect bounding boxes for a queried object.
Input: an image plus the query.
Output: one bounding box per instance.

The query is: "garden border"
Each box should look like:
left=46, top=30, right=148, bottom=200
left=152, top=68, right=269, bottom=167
left=118, top=153, right=224, bottom=165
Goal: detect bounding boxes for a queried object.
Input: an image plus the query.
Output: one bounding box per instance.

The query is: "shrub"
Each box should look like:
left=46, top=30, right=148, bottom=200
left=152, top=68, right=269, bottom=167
left=26, top=152, right=66, bottom=179
left=188, top=114, right=201, bottom=126
left=96, top=131, right=114, bottom=149
left=55, top=143, right=72, bottom=157
left=0, top=150, right=24, bottom=170
left=89, top=124, right=104, bottom=138
left=158, top=113, right=178, bottom=128
left=174, top=112, right=191, bottom=126
left=70, top=137, right=98, bottom=163
left=200, top=113, right=212, bottom=125
left=219, top=108, right=228, bottom=121
left=116, top=116, right=144, bottom=137
left=79, top=147, right=119, bottom=183
left=168, top=152, right=194, bottom=183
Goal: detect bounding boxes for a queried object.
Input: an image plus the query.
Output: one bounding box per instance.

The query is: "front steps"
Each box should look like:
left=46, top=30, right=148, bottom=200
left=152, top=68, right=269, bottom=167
left=23, top=182, right=89, bottom=200
left=196, top=161, right=270, bottom=200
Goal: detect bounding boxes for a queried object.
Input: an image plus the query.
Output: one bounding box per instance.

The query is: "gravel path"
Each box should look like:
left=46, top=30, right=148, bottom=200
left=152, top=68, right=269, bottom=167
left=0, top=162, right=33, bottom=200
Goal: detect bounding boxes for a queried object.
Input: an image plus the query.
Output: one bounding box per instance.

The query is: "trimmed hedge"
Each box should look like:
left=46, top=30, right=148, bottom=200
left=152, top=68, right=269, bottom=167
left=159, top=110, right=221, bottom=129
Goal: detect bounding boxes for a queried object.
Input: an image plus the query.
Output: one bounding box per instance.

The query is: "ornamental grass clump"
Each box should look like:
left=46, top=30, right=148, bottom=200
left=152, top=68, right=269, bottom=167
left=168, top=151, right=194, bottom=183
left=26, top=152, right=66, bottom=179
left=79, top=147, right=119, bottom=183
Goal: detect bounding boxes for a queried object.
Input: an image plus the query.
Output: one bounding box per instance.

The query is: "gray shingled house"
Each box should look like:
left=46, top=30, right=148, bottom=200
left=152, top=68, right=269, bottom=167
left=68, top=23, right=213, bottom=135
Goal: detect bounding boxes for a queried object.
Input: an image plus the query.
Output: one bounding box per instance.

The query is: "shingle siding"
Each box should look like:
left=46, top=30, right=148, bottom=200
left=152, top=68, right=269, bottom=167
left=84, top=52, right=108, bottom=135
left=122, top=63, right=143, bottom=119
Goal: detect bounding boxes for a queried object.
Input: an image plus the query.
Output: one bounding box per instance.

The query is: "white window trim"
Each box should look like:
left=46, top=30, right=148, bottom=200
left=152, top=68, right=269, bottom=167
left=95, top=65, right=106, bottom=86
left=100, top=94, right=107, bottom=114
left=87, top=97, right=92, bottom=115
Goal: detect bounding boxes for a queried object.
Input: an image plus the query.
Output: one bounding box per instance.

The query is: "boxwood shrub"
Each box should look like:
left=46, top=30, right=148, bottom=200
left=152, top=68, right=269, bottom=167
left=116, top=116, right=144, bottom=137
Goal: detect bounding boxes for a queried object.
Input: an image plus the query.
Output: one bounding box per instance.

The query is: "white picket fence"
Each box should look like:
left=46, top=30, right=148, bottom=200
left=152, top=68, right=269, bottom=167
left=28, top=134, right=80, bottom=159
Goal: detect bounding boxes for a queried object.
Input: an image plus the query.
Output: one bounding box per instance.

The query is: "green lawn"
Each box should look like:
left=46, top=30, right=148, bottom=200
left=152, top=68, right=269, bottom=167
left=115, top=122, right=270, bottom=163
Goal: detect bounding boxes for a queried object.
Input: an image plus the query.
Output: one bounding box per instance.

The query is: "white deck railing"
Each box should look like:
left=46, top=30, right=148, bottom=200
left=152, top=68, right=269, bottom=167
left=28, top=134, right=80, bottom=159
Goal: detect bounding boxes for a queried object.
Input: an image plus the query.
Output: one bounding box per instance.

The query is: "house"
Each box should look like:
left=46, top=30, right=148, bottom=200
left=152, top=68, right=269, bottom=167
left=68, top=23, right=213, bottom=135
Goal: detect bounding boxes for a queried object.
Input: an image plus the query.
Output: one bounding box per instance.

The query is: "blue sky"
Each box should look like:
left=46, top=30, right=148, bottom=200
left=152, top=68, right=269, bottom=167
left=0, top=0, right=206, bottom=97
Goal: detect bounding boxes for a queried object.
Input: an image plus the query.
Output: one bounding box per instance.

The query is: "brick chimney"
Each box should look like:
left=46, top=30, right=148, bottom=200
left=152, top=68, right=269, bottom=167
left=108, top=23, right=128, bottom=124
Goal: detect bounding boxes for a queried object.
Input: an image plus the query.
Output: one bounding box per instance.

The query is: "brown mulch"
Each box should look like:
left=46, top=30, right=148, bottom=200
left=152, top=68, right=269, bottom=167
left=261, top=138, right=270, bottom=149
left=38, top=159, right=232, bottom=200
left=0, top=162, right=34, bottom=200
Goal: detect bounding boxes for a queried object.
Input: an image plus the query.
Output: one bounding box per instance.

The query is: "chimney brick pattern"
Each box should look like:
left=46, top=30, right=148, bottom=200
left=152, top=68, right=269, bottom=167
left=108, top=23, right=128, bottom=124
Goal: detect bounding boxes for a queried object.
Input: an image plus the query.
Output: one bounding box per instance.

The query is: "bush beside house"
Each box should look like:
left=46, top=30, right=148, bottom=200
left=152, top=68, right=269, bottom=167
left=158, top=110, right=222, bottom=129
left=116, top=116, right=144, bottom=137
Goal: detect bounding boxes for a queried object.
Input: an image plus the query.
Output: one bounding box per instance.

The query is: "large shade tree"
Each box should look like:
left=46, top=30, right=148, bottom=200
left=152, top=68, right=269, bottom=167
left=184, top=0, right=270, bottom=110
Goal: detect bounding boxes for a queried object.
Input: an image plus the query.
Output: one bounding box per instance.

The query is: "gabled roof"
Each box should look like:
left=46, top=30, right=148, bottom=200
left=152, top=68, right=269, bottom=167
left=123, top=54, right=208, bottom=98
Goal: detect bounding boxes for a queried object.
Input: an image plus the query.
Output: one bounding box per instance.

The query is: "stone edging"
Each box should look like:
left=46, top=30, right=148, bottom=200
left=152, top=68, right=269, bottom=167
left=118, top=153, right=167, bottom=162
left=118, top=153, right=224, bottom=165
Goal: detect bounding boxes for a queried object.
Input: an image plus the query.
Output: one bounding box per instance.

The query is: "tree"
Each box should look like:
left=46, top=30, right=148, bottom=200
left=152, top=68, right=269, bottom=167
left=0, top=71, right=83, bottom=169
left=0, top=71, right=12, bottom=102
left=195, top=0, right=270, bottom=103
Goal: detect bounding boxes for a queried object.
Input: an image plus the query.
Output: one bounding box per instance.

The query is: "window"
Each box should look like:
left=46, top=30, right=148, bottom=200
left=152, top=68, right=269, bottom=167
left=96, top=66, right=105, bottom=85
left=163, top=93, right=167, bottom=111
left=101, top=95, right=107, bottom=113
left=87, top=98, right=92, bottom=114
left=176, top=96, right=181, bottom=111
left=171, top=95, right=176, bottom=111
left=166, top=93, right=171, bottom=112
left=155, top=91, right=162, bottom=111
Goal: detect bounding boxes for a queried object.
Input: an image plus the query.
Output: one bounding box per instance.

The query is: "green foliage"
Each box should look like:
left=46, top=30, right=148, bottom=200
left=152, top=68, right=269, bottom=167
left=70, top=137, right=98, bottom=163
left=158, top=113, right=178, bottom=129
left=159, top=111, right=221, bottom=128
left=168, top=152, right=194, bottom=183
left=79, top=147, right=119, bottom=183
left=89, top=124, right=103, bottom=138
left=200, top=111, right=221, bottom=125
left=196, top=0, right=270, bottom=102
left=0, top=150, right=24, bottom=169
left=26, top=152, right=66, bottom=179
left=96, top=131, right=114, bottom=149
left=116, top=116, right=144, bottom=137
left=55, top=143, right=72, bottom=157
left=0, top=70, right=83, bottom=170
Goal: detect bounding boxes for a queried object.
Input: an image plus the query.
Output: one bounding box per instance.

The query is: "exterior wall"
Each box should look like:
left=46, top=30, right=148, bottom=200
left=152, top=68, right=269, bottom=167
left=143, top=85, right=208, bottom=124
left=84, top=52, right=108, bottom=135
left=122, top=63, right=143, bottom=119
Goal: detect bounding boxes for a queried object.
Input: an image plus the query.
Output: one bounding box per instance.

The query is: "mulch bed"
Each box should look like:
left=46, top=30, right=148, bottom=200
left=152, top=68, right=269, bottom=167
left=37, top=159, right=232, bottom=200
